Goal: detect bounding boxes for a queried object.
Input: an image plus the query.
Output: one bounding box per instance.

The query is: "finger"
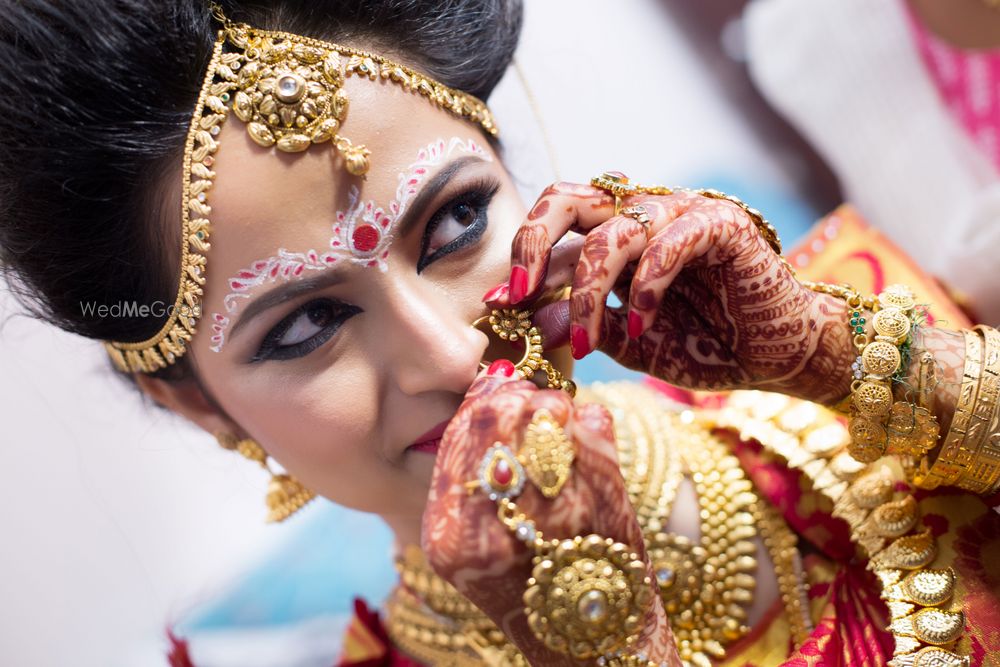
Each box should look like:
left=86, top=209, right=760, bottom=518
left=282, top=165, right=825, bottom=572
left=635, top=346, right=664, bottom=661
left=567, top=215, right=649, bottom=359
left=508, top=182, right=616, bottom=304
left=466, top=383, right=537, bottom=453
left=461, top=361, right=523, bottom=406
left=570, top=402, right=646, bottom=550
left=434, top=376, right=536, bottom=510
left=532, top=298, right=570, bottom=351
left=628, top=208, right=735, bottom=338
left=483, top=234, right=584, bottom=308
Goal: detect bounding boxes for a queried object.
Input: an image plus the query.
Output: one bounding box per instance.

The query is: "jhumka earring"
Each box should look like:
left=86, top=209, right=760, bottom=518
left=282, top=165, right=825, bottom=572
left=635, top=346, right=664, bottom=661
left=472, top=308, right=576, bottom=397
left=215, top=431, right=315, bottom=522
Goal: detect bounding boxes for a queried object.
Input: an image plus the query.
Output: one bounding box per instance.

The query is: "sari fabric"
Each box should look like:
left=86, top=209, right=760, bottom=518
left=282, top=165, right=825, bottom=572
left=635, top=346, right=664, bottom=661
left=337, top=418, right=1000, bottom=666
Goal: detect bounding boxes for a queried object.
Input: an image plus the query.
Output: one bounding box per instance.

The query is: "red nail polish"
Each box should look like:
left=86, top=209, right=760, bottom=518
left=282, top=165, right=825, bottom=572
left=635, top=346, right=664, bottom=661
left=482, top=282, right=509, bottom=303
left=487, top=359, right=516, bottom=377
left=509, top=266, right=529, bottom=304
left=570, top=325, right=589, bottom=360
left=628, top=311, right=644, bottom=339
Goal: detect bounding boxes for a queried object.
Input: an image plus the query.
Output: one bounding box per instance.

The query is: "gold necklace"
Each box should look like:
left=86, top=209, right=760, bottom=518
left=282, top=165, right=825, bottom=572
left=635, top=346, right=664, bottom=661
left=385, top=383, right=810, bottom=665
left=581, top=384, right=762, bottom=665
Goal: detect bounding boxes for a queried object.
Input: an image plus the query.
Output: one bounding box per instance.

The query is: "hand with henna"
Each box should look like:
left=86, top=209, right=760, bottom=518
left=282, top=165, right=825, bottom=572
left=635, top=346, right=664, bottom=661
left=485, top=181, right=857, bottom=406
left=422, top=363, right=680, bottom=666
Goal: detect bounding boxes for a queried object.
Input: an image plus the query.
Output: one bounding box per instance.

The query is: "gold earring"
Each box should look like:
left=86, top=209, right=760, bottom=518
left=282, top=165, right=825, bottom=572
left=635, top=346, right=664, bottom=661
left=215, top=432, right=315, bottom=523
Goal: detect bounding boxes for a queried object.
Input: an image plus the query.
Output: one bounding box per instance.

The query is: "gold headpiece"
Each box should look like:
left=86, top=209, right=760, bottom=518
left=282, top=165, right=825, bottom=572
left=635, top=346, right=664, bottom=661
left=104, top=4, right=498, bottom=374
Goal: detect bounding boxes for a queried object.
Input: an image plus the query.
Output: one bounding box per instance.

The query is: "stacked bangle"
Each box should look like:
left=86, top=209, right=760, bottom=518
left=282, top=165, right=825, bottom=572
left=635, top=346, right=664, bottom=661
left=806, top=280, right=1000, bottom=493
left=915, top=326, right=1000, bottom=493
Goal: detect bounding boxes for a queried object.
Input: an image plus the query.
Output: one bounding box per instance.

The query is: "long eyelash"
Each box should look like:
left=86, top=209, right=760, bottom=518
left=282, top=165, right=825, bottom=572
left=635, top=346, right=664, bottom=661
left=418, top=176, right=501, bottom=273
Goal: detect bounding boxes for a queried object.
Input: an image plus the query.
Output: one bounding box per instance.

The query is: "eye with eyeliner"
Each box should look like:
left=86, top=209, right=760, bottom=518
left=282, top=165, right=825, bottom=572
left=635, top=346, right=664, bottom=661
left=418, top=176, right=500, bottom=273
left=250, top=177, right=500, bottom=362
left=250, top=298, right=361, bottom=362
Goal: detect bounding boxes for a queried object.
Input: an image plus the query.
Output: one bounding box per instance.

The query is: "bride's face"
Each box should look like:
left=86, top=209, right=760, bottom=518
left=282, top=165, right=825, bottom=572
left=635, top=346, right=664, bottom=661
left=183, top=77, right=531, bottom=521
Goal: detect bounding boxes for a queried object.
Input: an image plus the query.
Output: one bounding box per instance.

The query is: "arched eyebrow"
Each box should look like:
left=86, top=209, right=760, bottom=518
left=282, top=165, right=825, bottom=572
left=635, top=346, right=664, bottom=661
left=226, top=154, right=488, bottom=341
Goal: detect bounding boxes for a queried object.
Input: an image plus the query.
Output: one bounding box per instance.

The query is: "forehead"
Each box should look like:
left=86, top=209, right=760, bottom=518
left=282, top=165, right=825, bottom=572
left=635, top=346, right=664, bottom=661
left=205, top=74, right=494, bottom=267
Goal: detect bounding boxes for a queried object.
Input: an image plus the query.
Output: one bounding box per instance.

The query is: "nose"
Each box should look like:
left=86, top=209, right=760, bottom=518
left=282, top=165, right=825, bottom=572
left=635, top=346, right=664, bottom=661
left=381, top=281, right=488, bottom=397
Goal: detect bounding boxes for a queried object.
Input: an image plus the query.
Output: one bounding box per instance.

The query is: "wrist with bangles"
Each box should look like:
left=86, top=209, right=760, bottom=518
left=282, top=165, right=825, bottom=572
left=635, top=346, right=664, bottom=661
left=804, top=280, right=1000, bottom=494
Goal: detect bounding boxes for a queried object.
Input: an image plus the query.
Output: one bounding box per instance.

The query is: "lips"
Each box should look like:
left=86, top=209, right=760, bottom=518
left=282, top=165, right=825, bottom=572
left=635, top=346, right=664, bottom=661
left=408, top=419, right=450, bottom=454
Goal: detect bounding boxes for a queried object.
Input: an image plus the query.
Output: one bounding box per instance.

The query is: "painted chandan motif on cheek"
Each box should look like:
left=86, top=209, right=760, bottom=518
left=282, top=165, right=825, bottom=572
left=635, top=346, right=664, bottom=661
left=208, top=136, right=492, bottom=353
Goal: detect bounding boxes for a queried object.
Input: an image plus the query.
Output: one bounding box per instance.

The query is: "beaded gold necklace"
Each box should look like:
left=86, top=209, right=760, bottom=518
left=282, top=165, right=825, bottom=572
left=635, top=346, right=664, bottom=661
left=384, top=383, right=810, bottom=666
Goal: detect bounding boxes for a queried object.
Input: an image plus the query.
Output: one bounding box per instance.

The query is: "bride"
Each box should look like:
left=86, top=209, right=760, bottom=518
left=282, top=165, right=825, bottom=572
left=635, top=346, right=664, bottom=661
left=1, top=1, right=998, bottom=665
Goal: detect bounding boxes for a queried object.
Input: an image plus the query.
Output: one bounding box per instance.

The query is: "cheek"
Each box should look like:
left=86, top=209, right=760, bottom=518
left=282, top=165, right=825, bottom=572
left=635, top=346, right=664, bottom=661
left=220, top=358, right=381, bottom=493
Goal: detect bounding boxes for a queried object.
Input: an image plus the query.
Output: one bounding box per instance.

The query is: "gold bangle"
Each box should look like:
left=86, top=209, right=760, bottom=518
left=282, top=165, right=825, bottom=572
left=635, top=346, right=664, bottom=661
left=954, top=325, right=1000, bottom=493
left=915, top=329, right=984, bottom=489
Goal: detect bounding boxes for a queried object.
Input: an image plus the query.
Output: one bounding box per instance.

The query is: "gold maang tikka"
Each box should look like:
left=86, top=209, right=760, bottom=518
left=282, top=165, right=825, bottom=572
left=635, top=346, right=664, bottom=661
left=104, top=4, right=498, bottom=374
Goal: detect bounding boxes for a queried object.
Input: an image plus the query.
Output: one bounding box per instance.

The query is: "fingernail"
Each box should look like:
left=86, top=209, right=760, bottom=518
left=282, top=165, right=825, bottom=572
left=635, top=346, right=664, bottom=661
left=570, top=325, right=590, bottom=360
left=482, top=282, right=509, bottom=303
left=509, top=265, right=529, bottom=304
left=628, top=311, right=644, bottom=339
left=487, top=359, right=516, bottom=377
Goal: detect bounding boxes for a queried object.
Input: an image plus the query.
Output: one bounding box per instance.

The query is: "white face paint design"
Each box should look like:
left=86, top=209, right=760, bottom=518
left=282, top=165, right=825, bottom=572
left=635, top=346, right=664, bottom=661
left=208, top=136, right=491, bottom=353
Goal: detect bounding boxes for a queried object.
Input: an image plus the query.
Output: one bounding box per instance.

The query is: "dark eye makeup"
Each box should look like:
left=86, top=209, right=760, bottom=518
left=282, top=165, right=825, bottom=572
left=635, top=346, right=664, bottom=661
left=249, top=176, right=501, bottom=363
left=417, top=176, right=500, bottom=273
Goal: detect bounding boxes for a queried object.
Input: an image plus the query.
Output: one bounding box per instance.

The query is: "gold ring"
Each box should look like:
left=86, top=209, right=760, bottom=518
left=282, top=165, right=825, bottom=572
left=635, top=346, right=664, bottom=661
left=590, top=172, right=636, bottom=216
left=621, top=204, right=652, bottom=239
left=520, top=408, right=576, bottom=498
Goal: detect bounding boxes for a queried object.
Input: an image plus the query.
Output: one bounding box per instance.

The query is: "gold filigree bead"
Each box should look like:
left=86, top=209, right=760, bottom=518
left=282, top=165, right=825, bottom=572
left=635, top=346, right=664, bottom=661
left=873, top=307, right=912, bottom=342
left=851, top=473, right=895, bottom=509
left=865, top=495, right=919, bottom=538
left=886, top=568, right=956, bottom=607
left=854, top=381, right=894, bottom=418
left=886, top=402, right=940, bottom=458
left=862, top=340, right=903, bottom=377
left=912, top=646, right=970, bottom=667
left=848, top=417, right=888, bottom=463
left=879, top=284, right=917, bottom=312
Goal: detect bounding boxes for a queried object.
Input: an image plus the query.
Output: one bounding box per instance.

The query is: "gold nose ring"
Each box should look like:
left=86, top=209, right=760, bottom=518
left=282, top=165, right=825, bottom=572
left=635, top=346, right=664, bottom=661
left=472, top=308, right=576, bottom=396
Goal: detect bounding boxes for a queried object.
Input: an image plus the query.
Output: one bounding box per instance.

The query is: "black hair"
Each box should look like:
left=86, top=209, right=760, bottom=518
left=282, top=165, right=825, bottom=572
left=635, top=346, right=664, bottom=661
left=0, top=0, right=522, bottom=382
